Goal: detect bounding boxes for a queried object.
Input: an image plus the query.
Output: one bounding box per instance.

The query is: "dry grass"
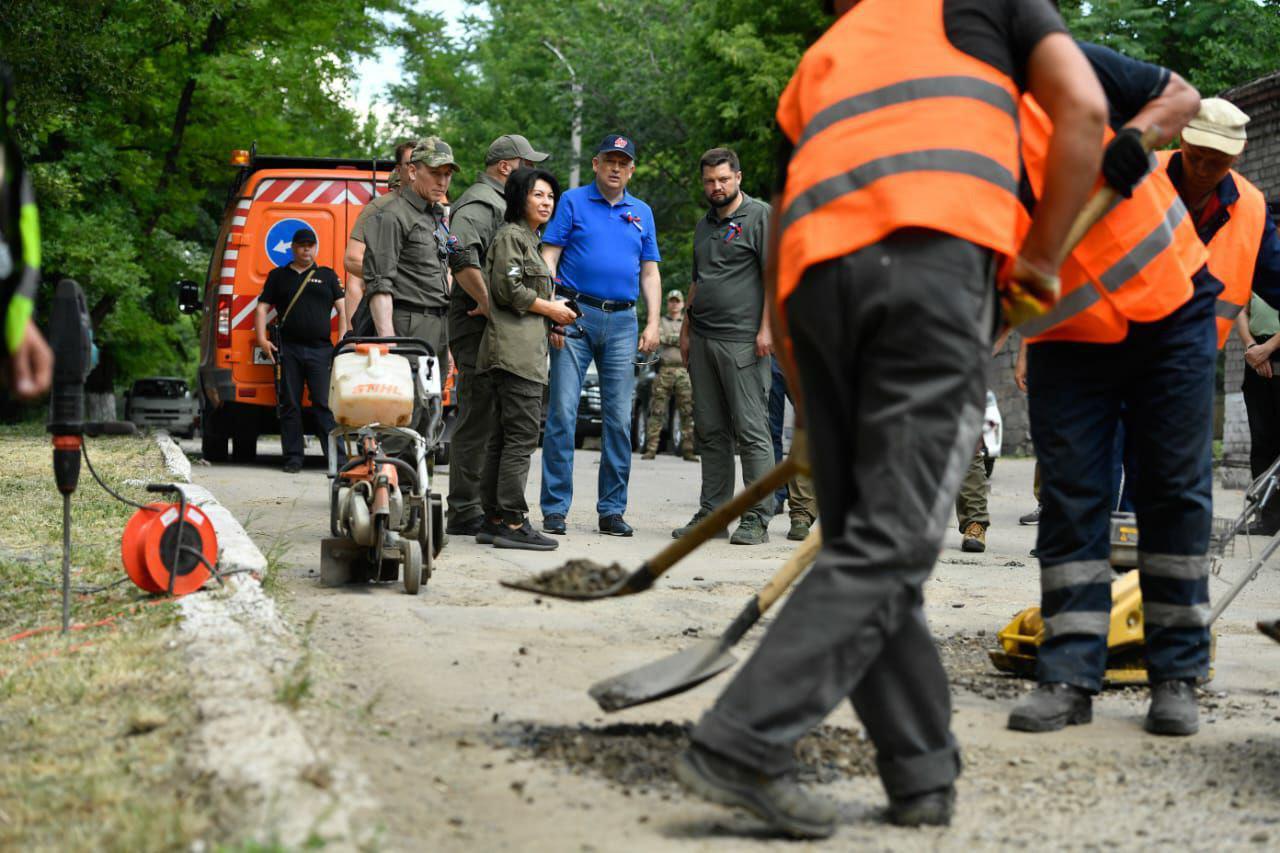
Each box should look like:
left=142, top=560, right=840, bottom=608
left=0, top=425, right=220, bottom=850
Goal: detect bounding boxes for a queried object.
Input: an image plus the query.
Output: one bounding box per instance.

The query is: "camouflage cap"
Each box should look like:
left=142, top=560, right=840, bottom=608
left=410, top=136, right=458, bottom=170
left=387, top=169, right=402, bottom=190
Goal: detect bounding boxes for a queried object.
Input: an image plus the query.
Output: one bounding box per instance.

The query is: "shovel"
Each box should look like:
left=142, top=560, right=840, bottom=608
left=500, top=432, right=810, bottom=601
left=588, top=526, right=822, bottom=712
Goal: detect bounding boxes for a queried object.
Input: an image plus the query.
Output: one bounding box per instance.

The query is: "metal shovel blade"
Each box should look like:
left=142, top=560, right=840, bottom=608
left=588, top=639, right=738, bottom=712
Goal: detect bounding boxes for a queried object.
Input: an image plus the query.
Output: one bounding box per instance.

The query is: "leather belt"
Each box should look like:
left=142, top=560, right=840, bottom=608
left=396, top=302, right=448, bottom=317
left=555, top=285, right=634, bottom=313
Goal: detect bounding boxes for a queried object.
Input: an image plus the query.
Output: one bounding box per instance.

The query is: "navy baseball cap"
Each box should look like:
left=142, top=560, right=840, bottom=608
left=596, top=134, right=636, bottom=161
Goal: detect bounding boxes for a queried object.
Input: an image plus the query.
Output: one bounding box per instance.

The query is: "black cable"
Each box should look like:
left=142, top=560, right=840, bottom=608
left=80, top=440, right=156, bottom=511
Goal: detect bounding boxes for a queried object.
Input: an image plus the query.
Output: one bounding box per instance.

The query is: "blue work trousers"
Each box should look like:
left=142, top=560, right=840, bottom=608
left=541, top=303, right=638, bottom=519
left=1028, top=273, right=1218, bottom=692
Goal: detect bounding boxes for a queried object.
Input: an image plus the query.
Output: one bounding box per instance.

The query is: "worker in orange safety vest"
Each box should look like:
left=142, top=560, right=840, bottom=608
left=670, top=0, right=1107, bottom=838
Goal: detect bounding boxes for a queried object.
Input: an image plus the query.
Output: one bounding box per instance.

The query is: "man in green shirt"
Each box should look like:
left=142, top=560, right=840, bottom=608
left=675, top=148, right=774, bottom=545
left=446, top=134, right=549, bottom=537
left=343, top=140, right=416, bottom=329
left=361, top=137, right=458, bottom=368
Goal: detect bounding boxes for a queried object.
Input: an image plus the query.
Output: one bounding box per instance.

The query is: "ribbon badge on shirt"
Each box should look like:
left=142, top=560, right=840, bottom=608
left=723, top=222, right=743, bottom=243
left=622, top=213, right=643, bottom=232
left=445, top=234, right=461, bottom=255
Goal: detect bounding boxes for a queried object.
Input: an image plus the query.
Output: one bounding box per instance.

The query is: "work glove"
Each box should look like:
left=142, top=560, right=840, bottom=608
left=1101, top=127, right=1151, bottom=198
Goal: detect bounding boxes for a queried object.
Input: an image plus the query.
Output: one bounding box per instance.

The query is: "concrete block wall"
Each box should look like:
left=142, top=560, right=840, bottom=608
left=1220, top=72, right=1280, bottom=486
left=990, top=331, right=1032, bottom=456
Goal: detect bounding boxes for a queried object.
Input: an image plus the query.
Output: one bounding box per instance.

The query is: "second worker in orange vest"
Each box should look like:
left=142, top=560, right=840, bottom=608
left=1006, top=42, right=1216, bottom=738
left=1161, top=99, right=1280, bottom=534
left=670, top=0, right=1107, bottom=838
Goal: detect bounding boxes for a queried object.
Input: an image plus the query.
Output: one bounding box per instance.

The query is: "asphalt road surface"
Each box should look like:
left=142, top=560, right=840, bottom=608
left=188, top=437, right=1280, bottom=851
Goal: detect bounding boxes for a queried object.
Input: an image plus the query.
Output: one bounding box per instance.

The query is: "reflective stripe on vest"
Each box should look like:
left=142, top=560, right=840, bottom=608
left=1018, top=97, right=1206, bottom=344
left=1216, top=299, right=1244, bottom=320
left=1158, top=152, right=1270, bottom=348
left=774, top=0, right=1021, bottom=306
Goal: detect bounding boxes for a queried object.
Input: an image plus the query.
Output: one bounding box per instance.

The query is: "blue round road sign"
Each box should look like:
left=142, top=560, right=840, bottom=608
left=265, top=218, right=317, bottom=267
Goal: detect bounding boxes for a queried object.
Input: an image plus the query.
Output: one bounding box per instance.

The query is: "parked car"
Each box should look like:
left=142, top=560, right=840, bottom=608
left=575, top=364, right=602, bottom=448
left=124, top=377, right=200, bottom=438
left=982, top=389, right=1002, bottom=477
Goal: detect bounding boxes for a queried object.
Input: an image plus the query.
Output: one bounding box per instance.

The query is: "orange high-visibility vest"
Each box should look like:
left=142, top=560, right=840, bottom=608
left=1157, top=150, right=1268, bottom=348
left=773, top=0, right=1021, bottom=306
left=1017, top=97, right=1208, bottom=343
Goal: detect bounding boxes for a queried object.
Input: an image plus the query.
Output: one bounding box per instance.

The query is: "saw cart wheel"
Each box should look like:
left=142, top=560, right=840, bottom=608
left=402, top=539, right=422, bottom=595
left=429, top=491, right=444, bottom=559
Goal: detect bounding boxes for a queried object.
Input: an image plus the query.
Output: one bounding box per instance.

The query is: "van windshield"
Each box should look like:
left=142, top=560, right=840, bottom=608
left=132, top=379, right=188, bottom=398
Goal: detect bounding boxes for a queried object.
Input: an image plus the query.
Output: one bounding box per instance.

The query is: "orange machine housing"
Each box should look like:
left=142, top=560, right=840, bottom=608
left=197, top=154, right=397, bottom=462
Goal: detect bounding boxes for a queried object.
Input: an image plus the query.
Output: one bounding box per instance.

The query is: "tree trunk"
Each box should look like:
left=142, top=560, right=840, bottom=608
left=145, top=11, right=229, bottom=235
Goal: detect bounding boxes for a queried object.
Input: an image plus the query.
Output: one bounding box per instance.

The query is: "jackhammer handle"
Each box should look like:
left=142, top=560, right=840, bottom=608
left=757, top=526, right=822, bottom=613
left=1061, top=125, right=1164, bottom=256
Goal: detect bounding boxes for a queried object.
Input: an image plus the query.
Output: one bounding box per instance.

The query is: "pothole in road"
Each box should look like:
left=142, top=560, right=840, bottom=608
left=506, top=721, right=875, bottom=794
left=938, top=631, right=1036, bottom=701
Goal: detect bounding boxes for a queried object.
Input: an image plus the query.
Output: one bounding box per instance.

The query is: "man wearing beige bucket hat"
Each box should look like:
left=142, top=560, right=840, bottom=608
left=1158, top=98, right=1280, bottom=536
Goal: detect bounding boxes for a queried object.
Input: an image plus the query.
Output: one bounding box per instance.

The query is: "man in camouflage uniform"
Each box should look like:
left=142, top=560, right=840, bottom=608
left=643, top=289, right=696, bottom=460
left=361, top=137, right=457, bottom=365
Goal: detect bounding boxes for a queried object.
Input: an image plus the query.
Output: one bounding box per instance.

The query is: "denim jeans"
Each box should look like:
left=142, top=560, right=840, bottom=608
left=1029, top=270, right=1218, bottom=691
left=541, top=303, right=638, bottom=518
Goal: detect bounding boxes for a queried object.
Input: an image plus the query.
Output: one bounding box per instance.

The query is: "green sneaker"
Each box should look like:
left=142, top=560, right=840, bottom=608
left=730, top=512, right=770, bottom=546
left=787, top=517, right=811, bottom=541
left=672, top=509, right=729, bottom=540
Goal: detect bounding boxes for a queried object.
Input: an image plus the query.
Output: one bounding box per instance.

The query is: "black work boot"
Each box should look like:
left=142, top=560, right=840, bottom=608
left=888, top=785, right=956, bottom=827
left=673, top=745, right=836, bottom=839
left=1007, top=682, right=1092, bottom=732
left=1144, top=679, right=1199, bottom=736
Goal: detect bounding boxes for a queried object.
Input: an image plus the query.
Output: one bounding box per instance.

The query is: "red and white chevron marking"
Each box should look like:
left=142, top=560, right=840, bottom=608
left=253, top=178, right=389, bottom=206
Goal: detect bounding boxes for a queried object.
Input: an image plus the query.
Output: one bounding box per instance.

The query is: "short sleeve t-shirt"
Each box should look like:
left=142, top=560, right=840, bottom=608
left=260, top=264, right=344, bottom=345
left=541, top=182, right=661, bottom=302
left=1077, top=41, right=1171, bottom=131
left=691, top=195, right=771, bottom=342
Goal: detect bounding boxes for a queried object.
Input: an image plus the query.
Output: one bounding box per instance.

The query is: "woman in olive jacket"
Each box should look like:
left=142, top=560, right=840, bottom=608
left=476, top=168, right=578, bottom=550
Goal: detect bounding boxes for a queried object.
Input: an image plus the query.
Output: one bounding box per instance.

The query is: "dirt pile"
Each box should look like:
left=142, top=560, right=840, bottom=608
left=937, top=631, right=1035, bottom=701
left=509, top=560, right=628, bottom=596
left=511, top=721, right=875, bottom=793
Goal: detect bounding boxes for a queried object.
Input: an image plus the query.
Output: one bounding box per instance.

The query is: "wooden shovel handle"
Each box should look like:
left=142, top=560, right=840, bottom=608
left=757, top=526, right=822, bottom=613
left=644, top=456, right=797, bottom=577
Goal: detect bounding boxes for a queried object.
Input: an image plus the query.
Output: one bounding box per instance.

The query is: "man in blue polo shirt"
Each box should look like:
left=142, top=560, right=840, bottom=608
left=539, top=134, right=662, bottom=536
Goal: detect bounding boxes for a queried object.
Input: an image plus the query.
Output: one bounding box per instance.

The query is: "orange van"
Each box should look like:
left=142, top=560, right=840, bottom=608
left=181, top=151, right=395, bottom=462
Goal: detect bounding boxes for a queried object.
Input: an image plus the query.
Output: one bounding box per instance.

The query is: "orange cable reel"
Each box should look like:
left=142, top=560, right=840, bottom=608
left=121, top=502, right=219, bottom=595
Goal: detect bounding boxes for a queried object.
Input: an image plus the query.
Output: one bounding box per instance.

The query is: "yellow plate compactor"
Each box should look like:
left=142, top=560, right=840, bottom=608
left=990, top=457, right=1280, bottom=684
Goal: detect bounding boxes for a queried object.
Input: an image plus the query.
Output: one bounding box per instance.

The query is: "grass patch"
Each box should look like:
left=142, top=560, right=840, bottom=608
left=0, top=427, right=221, bottom=850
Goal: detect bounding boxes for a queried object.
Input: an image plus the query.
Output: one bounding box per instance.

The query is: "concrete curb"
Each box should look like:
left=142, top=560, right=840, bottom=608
left=151, top=434, right=371, bottom=848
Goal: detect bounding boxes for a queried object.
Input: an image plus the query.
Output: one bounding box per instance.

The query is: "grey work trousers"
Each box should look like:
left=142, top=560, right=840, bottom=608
left=692, top=230, right=993, bottom=799
left=687, top=334, right=774, bottom=520
left=446, top=331, right=495, bottom=525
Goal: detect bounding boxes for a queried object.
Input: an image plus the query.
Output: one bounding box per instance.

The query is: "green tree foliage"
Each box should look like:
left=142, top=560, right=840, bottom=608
left=2, top=0, right=397, bottom=386
left=1060, top=0, right=1280, bottom=96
